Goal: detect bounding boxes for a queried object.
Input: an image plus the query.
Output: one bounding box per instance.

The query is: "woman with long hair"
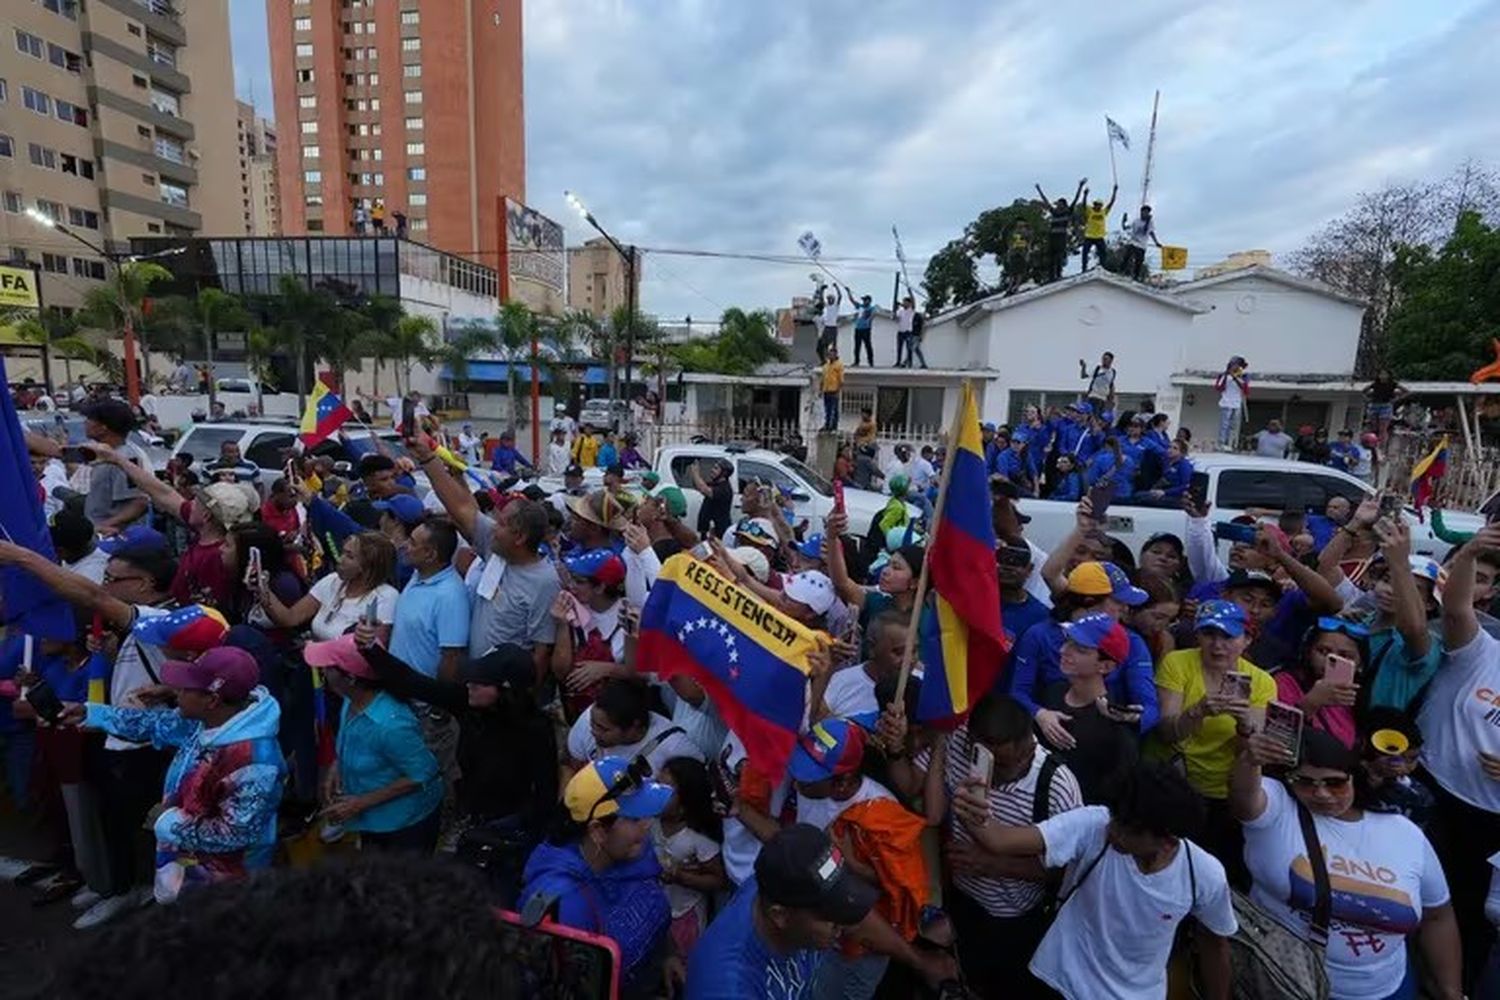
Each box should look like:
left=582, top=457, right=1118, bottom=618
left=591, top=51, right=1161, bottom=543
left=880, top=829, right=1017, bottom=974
left=1231, top=727, right=1460, bottom=1000
left=257, top=531, right=398, bottom=644
left=1270, top=619, right=1369, bottom=749
left=226, top=522, right=306, bottom=636
left=1130, top=573, right=1182, bottom=663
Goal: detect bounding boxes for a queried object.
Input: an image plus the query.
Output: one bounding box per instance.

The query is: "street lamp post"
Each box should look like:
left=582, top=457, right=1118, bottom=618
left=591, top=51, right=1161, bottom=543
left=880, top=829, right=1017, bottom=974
left=25, top=209, right=142, bottom=406
left=564, top=191, right=637, bottom=426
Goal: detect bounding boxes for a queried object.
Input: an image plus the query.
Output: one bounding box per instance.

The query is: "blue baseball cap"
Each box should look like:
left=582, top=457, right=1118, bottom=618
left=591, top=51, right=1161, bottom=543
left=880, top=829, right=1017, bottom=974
left=372, top=494, right=426, bottom=526
left=788, top=718, right=867, bottom=784
left=796, top=533, right=826, bottom=560
left=982, top=422, right=997, bottom=432
left=564, top=548, right=627, bottom=586
left=1066, top=400, right=1093, bottom=415
left=98, top=525, right=169, bottom=555
left=1060, top=612, right=1131, bottom=663
left=1196, top=600, right=1247, bottom=637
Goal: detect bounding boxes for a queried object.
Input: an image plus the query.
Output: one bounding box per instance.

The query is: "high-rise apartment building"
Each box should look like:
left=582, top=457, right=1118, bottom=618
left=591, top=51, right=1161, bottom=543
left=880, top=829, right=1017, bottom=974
left=0, top=0, right=242, bottom=307
left=566, top=237, right=642, bottom=319
left=268, top=0, right=525, bottom=264
left=236, top=100, right=280, bottom=235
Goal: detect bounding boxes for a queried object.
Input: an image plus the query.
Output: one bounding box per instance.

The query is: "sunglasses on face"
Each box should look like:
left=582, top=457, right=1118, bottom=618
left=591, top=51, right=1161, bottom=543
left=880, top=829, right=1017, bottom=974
left=1287, top=773, right=1352, bottom=790
left=1315, top=616, right=1370, bottom=639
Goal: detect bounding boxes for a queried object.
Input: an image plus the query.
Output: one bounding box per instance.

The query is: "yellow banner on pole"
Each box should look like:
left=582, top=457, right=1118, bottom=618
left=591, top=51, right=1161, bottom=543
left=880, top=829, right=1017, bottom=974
left=1160, top=246, right=1188, bottom=271
left=0, top=265, right=40, bottom=309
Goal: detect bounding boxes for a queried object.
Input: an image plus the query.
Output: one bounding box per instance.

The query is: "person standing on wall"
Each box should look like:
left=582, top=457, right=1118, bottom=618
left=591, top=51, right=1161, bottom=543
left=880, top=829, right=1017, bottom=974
left=846, top=289, right=876, bottom=367
left=1080, top=184, right=1117, bottom=273
left=1214, top=356, right=1250, bottom=450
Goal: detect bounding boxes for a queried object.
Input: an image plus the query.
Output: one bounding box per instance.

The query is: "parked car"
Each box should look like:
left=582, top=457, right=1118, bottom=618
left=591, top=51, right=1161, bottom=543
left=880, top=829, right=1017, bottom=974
left=578, top=398, right=632, bottom=432
left=170, top=421, right=445, bottom=491
left=1016, top=453, right=1457, bottom=563
left=216, top=378, right=281, bottom=396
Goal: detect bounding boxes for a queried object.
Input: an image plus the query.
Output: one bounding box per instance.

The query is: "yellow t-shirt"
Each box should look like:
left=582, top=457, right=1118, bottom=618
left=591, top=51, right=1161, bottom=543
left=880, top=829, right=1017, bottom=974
left=822, top=360, right=845, bottom=394
left=1083, top=204, right=1108, bottom=240
left=573, top=434, right=599, bottom=468
left=1151, top=649, right=1275, bottom=799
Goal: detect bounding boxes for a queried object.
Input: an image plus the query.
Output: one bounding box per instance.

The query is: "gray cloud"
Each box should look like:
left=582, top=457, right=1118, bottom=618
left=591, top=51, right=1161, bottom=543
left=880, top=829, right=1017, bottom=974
left=231, top=0, right=1500, bottom=320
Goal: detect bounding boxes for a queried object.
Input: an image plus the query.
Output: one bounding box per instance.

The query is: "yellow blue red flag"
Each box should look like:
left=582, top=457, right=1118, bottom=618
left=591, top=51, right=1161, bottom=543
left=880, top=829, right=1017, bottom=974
left=638, top=553, right=822, bottom=775
left=1409, top=434, right=1449, bottom=517
left=918, top=382, right=1007, bottom=726
left=300, top=379, right=353, bottom=446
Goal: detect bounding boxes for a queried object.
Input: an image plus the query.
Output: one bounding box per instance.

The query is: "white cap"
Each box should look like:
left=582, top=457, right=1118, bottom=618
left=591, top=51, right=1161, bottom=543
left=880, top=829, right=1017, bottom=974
left=783, top=571, right=837, bottom=615
left=729, top=546, right=770, bottom=583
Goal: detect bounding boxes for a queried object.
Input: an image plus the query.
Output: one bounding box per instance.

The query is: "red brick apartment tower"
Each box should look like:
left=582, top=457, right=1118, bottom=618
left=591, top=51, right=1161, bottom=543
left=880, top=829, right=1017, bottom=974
left=268, top=0, right=524, bottom=261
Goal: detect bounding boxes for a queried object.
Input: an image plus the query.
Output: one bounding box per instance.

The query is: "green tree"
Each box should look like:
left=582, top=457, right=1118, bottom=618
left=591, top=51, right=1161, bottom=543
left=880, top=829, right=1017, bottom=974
left=448, top=301, right=578, bottom=430
left=244, top=326, right=280, bottom=410
left=10, top=307, right=101, bottom=392
left=669, top=307, right=788, bottom=375
left=259, top=276, right=340, bottom=414
left=921, top=239, right=983, bottom=312
left=360, top=293, right=404, bottom=398
left=1385, top=211, right=1500, bottom=380
left=382, top=313, right=441, bottom=398
left=77, top=260, right=172, bottom=386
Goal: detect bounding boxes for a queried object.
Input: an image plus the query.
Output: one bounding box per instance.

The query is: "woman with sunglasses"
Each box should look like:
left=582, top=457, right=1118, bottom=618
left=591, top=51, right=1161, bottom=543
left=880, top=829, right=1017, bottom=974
left=1271, top=618, right=1370, bottom=749
left=1230, top=728, right=1462, bottom=1000
left=521, top=756, right=674, bottom=999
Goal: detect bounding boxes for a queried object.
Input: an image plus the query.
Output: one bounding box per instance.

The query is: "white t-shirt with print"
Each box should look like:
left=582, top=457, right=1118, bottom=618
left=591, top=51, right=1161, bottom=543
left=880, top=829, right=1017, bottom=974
left=654, top=823, right=721, bottom=919
left=1243, top=778, right=1447, bottom=1000
left=307, top=575, right=399, bottom=642
left=1418, top=628, right=1500, bottom=812
left=822, top=664, right=879, bottom=720
left=1031, top=806, right=1237, bottom=999
left=566, top=710, right=703, bottom=771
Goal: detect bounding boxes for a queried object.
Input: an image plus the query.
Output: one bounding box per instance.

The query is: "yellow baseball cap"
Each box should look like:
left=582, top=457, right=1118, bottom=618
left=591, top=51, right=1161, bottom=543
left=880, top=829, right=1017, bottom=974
left=564, top=756, right=673, bottom=823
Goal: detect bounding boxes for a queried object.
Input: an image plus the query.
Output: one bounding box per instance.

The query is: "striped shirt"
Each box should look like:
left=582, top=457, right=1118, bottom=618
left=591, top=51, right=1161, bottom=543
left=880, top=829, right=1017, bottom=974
left=921, top=725, right=1083, bottom=917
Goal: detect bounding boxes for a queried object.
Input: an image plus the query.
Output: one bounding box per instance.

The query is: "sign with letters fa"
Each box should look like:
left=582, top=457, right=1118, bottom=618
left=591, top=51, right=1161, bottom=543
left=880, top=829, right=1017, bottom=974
left=0, top=265, right=39, bottom=309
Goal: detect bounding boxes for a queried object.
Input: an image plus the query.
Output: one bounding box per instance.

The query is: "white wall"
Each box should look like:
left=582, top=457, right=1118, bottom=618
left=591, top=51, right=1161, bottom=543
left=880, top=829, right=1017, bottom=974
left=1170, top=275, right=1364, bottom=375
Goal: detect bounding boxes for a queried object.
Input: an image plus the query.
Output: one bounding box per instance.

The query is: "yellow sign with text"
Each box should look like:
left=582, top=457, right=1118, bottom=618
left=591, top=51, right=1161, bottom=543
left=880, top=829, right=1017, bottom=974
left=0, top=265, right=40, bottom=309
left=1160, top=246, right=1189, bottom=271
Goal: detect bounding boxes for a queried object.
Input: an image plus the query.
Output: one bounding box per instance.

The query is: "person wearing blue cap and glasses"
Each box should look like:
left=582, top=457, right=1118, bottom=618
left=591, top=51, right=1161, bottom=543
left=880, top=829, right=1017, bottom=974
left=1152, top=599, right=1275, bottom=885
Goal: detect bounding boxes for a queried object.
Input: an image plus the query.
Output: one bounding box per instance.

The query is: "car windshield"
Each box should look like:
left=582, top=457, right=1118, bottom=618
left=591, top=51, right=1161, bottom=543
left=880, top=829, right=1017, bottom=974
left=175, top=427, right=245, bottom=463
left=780, top=455, right=832, bottom=497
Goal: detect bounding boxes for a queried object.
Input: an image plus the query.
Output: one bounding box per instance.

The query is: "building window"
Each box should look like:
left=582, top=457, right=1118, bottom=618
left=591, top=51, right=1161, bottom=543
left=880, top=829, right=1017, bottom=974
left=295, top=42, right=314, bottom=58
left=2, top=192, right=21, bottom=213
left=0, top=135, right=11, bottom=158
left=298, top=95, right=317, bottom=109
left=34, top=199, right=63, bottom=222
left=409, top=193, right=426, bottom=206
left=146, top=41, right=176, bottom=68
left=131, top=73, right=147, bottom=88
left=300, top=120, right=318, bottom=133
left=72, top=258, right=106, bottom=280
left=401, top=38, right=420, bottom=52
left=41, top=0, right=79, bottom=20
left=401, top=10, right=420, bottom=25
left=22, top=87, right=51, bottom=115
left=303, top=170, right=322, bottom=184
left=66, top=206, right=99, bottom=229
left=305, top=195, right=323, bottom=208
left=402, top=64, right=421, bottom=78
left=29, top=143, right=57, bottom=169
left=141, top=173, right=155, bottom=185
left=59, top=152, right=79, bottom=174
left=146, top=223, right=161, bottom=233
left=0, top=79, right=7, bottom=102
left=126, top=23, right=141, bottom=36
left=405, top=116, right=422, bottom=130
left=154, top=135, right=185, bottom=163
left=159, top=181, right=188, bottom=208
left=55, top=100, right=87, bottom=126
left=297, top=68, right=314, bottom=83
left=364, top=46, right=376, bottom=60
left=41, top=253, right=67, bottom=274
left=407, top=167, right=425, bottom=181
left=370, top=97, right=380, bottom=110
left=306, top=219, right=324, bottom=232
left=294, top=16, right=312, bottom=30
left=150, top=88, right=180, bottom=116
left=404, top=142, right=424, bottom=156
left=47, top=43, right=82, bottom=73
left=367, top=73, right=379, bottom=86
left=137, top=125, right=153, bottom=138
left=404, top=89, right=422, bottom=104
left=15, top=30, right=44, bottom=60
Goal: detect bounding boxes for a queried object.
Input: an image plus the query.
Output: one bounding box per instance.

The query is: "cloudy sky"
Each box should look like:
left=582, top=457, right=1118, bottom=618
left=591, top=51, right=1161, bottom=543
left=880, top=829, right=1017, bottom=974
left=230, top=0, right=1499, bottom=321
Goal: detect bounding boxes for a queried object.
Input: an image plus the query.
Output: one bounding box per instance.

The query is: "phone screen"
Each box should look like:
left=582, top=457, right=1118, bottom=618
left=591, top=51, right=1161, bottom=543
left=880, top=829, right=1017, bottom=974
left=401, top=398, right=417, bottom=440
left=493, top=909, right=620, bottom=999
left=1220, top=672, right=1252, bottom=701
left=832, top=479, right=846, bottom=515
left=971, top=743, right=995, bottom=787
left=24, top=679, right=64, bottom=725
left=1087, top=482, right=1113, bottom=521
left=1378, top=493, right=1401, bottom=519
left=1264, top=700, right=1304, bottom=765
left=1323, top=654, right=1356, bottom=687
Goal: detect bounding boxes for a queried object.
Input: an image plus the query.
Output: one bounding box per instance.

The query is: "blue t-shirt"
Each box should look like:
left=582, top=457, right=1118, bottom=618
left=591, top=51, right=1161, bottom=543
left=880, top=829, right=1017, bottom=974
left=1006, top=619, right=1161, bottom=733
left=389, top=565, right=472, bottom=676
left=853, top=303, right=875, bottom=331
left=685, top=877, right=824, bottom=999
left=1002, top=593, right=1050, bottom=649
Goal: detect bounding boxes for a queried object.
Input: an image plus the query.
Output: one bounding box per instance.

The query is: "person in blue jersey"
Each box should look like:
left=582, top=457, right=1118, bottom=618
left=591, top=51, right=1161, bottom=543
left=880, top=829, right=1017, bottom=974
left=1051, top=402, right=1090, bottom=458
left=1048, top=453, right=1085, bottom=501
left=1139, top=439, right=1195, bottom=505
left=1118, top=415, right=1149, bottom=491
left=994, top=433, right=1034, bottom=496
left=686, top=824, right=878, bottom=999
left=489, top=429, right=534, bottom=476
left=1083, top=437, right=1131, bottom=502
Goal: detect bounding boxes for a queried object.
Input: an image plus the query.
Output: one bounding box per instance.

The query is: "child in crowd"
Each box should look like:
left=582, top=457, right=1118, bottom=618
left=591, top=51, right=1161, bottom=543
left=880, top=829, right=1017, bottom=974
left=653, top=757, right=726, bottom=965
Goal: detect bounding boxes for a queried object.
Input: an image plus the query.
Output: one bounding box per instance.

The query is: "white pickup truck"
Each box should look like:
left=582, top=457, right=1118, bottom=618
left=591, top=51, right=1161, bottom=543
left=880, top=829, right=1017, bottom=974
left=651, top=444, right=912, bottom=539
left=1016, top=453, right=1468, bottom=563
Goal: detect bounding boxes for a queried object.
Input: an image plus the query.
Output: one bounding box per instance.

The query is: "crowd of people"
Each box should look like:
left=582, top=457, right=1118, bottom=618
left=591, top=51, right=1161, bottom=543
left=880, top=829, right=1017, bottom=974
left=5, top=380, right=1500, bottom=1000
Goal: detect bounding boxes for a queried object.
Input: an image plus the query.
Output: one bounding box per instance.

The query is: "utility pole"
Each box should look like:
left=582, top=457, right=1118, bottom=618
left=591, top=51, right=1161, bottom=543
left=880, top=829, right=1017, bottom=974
left=1140, top=89, right=1160, bottom=210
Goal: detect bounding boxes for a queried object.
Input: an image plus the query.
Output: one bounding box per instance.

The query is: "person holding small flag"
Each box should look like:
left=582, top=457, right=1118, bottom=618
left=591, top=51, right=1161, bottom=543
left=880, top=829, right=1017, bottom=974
left=1120, top=205, right=1163, bottom=282
left=1079, top=184, right=1117, bottom=273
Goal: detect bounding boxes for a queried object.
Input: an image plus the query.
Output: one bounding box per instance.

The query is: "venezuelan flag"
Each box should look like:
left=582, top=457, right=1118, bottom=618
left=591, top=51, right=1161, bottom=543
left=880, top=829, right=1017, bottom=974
left=918, top=381, right=1007, bottom=727
left=638, top=553, right=823, bottom=776
left=300, top=379, right=354, bottom=446
left=132, top=604, right=230, bottom=654
left=1409, top=434, right=1449, bottom=518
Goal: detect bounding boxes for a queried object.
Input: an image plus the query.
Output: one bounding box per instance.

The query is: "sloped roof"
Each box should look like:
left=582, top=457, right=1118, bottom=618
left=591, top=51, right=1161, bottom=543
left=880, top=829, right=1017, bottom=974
left=1168, top=264, right=1367, bottom=308
left=946, top=268, right=1208, bottom=329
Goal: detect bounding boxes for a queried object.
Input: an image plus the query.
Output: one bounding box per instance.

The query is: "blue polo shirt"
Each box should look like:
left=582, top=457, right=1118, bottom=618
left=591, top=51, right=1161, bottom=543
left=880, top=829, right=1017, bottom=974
left=389, top=565, right=471, bottom=677
left=335, top=691, right=442, bottom=833
left=1002, top=592, right=1050, bottom=648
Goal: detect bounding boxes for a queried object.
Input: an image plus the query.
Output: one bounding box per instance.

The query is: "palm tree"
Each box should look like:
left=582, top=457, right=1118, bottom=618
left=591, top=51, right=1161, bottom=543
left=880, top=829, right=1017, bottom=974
left=193, top=288, right=250, bottom=409
left=10, top=307, right=96, bottom=393
left=77, top=260, right=172, bottom=388
left=260, top=276, right=340, bottom=414
left=317, top=302, right=378, bottom=399
left=244, top=326, right=280, bottom=413
left=445, top=303, right=579, bottom=431
left=383, top=314, right=441, bottom=398
left=360, top=294, right=404, bottom=398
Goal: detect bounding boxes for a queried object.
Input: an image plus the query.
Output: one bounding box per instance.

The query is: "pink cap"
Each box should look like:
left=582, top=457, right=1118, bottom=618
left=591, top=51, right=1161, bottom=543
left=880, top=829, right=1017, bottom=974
left=303, top=634, right=375, bottom=679
left=160, top=646, right=259, bottom=702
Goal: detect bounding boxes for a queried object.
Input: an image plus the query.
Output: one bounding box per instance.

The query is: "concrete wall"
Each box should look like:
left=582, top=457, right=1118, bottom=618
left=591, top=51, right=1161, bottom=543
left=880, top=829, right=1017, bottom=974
left=1171, top=275, right=1364, bottom=375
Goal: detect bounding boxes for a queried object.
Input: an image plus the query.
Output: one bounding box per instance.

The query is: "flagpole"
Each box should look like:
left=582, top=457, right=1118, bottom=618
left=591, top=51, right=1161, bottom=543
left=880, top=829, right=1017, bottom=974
left=1106, top=117, right=1118, bottom=189
left=1140, top=89, right=1160, bottom=208
left=893, top=381, right=970, bottom=707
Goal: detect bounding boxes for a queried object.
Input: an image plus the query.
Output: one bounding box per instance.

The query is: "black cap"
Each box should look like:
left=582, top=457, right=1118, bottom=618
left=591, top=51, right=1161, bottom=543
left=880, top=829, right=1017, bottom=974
left=989, top=476, right=1020, bottom=500
left=462, top=644, right=533, bottom=691
left=1223, top=568, right=1281, bottom=599
left=564, top=463, right=584, bottom=478
left=754, top=824, right=878, bottom=925
left=80, top=398, right=136, bottom=437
